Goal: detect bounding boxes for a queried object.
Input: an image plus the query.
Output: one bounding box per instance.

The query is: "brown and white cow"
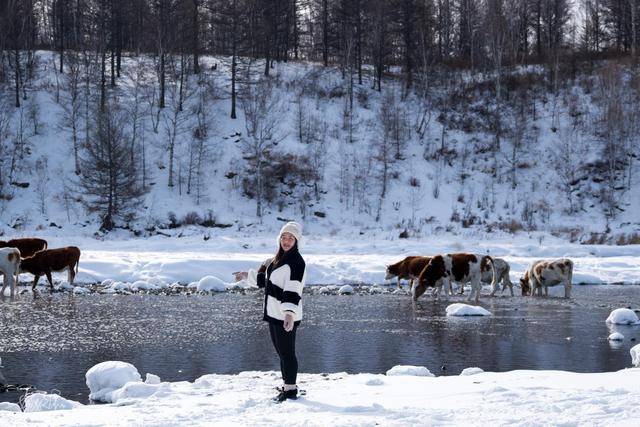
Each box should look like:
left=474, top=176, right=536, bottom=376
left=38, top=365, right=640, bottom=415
left=385, top=256, right=432, bottom=290
left=520, top=259, right=573, bottom=298
left=0, top=238, right=48, bottom=258
left=20, top=246, right=81, bottom=290
left=0, top=247, right=21, bottom=297
left=414, top=253, right=496, bottom=303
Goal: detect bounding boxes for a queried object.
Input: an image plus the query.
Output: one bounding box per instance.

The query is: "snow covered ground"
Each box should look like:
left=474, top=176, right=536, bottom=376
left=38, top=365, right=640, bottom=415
left=3, top=364, right=640, bottom=425
left=11, top=229, right=640, bottom=291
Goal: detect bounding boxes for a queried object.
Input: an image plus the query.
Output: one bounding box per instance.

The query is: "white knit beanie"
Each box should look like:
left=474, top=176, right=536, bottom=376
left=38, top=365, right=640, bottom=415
left=278, top=221, right=303, bottom=248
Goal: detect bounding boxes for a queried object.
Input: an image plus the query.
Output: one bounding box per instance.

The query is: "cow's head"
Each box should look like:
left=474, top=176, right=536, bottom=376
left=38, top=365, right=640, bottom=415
left=520, top=270, right=531, bottom=296
left=385, top=264, right=398, bottom=280
left=413, top=255, right=445, bottom=300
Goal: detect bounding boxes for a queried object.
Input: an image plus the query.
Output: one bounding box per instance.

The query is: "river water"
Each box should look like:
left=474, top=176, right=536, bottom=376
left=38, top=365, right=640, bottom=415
left=0, top=285, right=638, bottom=404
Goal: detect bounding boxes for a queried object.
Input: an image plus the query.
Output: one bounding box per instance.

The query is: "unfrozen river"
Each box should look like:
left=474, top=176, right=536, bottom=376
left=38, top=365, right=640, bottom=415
left=0, top=285, right=639, bottom=404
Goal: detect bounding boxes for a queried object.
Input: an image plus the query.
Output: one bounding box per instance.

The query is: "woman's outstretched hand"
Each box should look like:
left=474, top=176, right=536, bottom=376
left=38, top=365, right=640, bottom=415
left=283, top=312, right=295, bottom=332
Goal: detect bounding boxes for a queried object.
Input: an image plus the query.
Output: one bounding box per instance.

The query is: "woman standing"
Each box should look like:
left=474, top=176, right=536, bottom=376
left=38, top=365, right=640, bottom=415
left=245, top=221, right=306, bottom=402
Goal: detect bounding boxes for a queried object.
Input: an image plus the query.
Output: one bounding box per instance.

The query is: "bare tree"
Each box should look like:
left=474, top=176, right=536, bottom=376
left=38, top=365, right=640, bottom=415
left=240, top=76, right=285, bottom=217
left=60, top=51, right=83, bottom=174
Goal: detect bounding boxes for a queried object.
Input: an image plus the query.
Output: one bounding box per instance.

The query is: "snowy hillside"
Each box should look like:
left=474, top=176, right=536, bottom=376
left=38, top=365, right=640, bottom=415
left=1, top=51, right=639, bottom=243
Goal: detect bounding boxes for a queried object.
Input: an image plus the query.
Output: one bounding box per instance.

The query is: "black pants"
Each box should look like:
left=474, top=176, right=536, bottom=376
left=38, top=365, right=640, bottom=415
left=268, top=322, right=298, bottom=385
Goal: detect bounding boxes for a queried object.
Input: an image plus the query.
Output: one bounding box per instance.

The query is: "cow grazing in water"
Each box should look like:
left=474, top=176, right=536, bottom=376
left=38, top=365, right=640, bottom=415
left=0, top=247, right=21, bottom=297
left=520, top=259, right=573, bottom=298
left=385, top=256, right=432, bottom=290
left=457, top=257, right=513, bottom=296
left=20, top=246, right=81, bottom=290
left=414, top=253, right=496, bottom=303
left=0, top=238, right=48, bottom=258
left=487, top=258, right=514, bottom=296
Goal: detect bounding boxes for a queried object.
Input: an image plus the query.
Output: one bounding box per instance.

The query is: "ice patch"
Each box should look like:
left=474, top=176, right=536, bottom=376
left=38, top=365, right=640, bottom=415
left=446, top=303, right=492, bottom=316
left=606, top=308, right=640, bottom=325
left=145, top=373, right=161, bottom=384
left=386, top=365, right=435, bottom=377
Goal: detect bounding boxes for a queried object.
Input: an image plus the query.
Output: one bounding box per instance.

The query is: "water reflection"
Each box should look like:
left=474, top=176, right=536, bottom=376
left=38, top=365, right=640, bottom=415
left=0, top=286, right=639, bottom=404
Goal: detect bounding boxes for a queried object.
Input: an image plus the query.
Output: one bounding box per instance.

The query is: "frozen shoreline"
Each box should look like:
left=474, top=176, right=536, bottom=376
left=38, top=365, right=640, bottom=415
left=3, top=367, right=640, bottom=425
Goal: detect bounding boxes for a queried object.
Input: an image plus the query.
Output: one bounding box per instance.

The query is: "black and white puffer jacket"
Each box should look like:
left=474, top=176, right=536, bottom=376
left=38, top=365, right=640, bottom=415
left=250, top=249, right=306, bottom=324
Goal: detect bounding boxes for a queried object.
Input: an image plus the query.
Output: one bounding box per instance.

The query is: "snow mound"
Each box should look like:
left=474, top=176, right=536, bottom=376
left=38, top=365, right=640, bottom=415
left=386, top=365, right=435, bottom=377
left=0, top=402, right=21, bottom=412
left=131, top=280, right=158, bottom=291
left=632, top=344, right=640, bottom=367
left=109, top=281, right=131, bottom=291
left=101, top=279, right=114, bottom=287
left=73, top=286, right=90, bottom=294
left=460, top=367, right=485, bottom=376
left=56, top=282, right=75, bottom=291
left=606, top=308, right=640, bottom=325
left=86, top=361, right=142, bottom=402
left=145, top=373, right=161, bottom=384
left=608, top=332, right=624, bottom=341
left=109, top=381, right=167, bottom=403
left=338, top=285, right=354, bottom=295
left=446, top=303, right=492, bottom=316
left=23, top=393, right=83, bottom=412
left=197, top=276, right=227, bottom=292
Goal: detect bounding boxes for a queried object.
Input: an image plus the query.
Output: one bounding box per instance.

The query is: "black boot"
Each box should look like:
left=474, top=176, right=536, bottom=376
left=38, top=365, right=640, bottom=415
left=273, top=387, right=298, bottom=403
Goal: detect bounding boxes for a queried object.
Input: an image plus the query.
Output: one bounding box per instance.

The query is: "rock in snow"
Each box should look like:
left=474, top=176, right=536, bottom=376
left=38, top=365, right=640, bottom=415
left=386, top=365, right=435, bottom=377
left=338, top=285, right=354, bottom=295
left=446, top=303, right=492, bottom=316
left=606, top=308, right=640, bottom=325
left=197, top=275, right=227, bottom=292
left=86, top=361, right=142, bottom=402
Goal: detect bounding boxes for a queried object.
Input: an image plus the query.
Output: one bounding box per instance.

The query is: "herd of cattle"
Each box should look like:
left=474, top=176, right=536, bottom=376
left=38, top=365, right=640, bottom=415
left=386, top=253, right=574, bottom=302
left=0, top=238, right=81, bottom=297
left=0, top=238, right=575, bottom=303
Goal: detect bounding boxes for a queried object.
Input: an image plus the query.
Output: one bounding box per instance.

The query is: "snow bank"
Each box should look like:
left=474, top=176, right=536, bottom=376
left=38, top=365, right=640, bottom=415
left=197, top=276, right=227, bottom=292
left=446, top=303, right=492, bottom=316
left=23, top=393, right=83, bottom=412
left=86, top=361, right=142, bottom=402
left=632, top=344, right=640, bottom=367
left=386, top=365, right=435, bottom=377
left=606, top=308, right=640, bottom=325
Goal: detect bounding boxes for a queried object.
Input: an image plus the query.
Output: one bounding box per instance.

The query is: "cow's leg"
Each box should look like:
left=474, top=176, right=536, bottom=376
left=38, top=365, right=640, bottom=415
left=412, top=282, right=428, bottom=301
left=0, top=273, right=7, bottom=297
left=397, top=278, right=402, bottom=289
left=544, top=285, right=549, bottom=297
left=564, top=280, right=571, bottom=299
left=458, top=283, right=465, bottom=295
left=46, top=271, right=54, bottom=289
left=408, top=278, right=414, bottom=292
left=68, top=264, right=76, bottom=284
left=32, top=275, right=40, bottom=290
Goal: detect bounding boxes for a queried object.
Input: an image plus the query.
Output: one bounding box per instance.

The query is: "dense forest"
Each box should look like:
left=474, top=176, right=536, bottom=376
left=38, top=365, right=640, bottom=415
left=0, top=1, right=639, bottom=241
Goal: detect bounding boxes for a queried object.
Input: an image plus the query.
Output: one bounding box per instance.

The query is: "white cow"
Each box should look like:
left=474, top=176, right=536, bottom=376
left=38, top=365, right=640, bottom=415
left=0, top=247, right=21, bottom=297
left=520, top=259, right=573, bottom=298
left=488, top=258, right=514, bottom=296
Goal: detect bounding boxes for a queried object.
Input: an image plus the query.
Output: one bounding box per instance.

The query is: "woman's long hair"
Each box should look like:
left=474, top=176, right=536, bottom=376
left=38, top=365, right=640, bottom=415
left=273, top=239, right=298, bottom=266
